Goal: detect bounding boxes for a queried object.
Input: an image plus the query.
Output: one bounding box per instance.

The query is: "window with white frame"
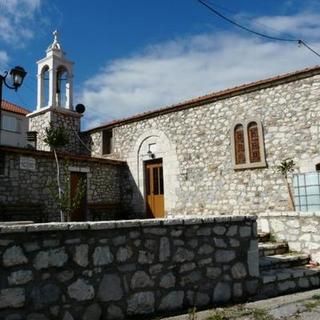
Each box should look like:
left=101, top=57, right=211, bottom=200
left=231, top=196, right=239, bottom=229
left=231, top=119, right=266, bottom=169
left=293, top=172, right=320, bottom=211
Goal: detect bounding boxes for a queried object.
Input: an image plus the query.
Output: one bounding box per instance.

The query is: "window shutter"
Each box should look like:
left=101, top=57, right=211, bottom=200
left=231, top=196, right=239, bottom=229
left=234, top=125, right=246, bottom=164
left=248, top=122, right=261, bottom=163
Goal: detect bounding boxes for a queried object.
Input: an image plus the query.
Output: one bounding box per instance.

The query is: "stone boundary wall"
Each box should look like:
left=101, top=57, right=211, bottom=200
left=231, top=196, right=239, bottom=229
left=0, top=148, right=126, bottom=221
left=0, top=216, right=259, bottom=320
left=258, top=212, right=320, bottom=263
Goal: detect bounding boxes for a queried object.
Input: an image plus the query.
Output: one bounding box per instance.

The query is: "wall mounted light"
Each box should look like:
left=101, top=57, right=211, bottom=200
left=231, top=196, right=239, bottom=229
left=0, top=66, right=27, bottom=144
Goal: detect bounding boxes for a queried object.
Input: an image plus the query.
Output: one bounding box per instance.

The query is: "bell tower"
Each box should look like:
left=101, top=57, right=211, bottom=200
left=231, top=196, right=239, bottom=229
left=36, top=30, right=74, bottom=110
left=28, top=31, right=82, bottom=153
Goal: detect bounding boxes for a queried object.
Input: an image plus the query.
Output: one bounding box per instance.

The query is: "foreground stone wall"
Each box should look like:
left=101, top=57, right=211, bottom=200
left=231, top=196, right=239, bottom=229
left=258, top=212, right=320, bottom=263
left=89, top=72, right=320, bottom=217
left=0, top=216, right=259, bottom=320
left=0, top=148, right=125, bottom=221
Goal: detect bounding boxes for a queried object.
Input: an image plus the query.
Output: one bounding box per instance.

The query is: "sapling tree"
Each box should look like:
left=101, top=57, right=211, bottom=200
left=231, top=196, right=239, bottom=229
left=276, top=158, right=296, bottom=211
left=44, top=122, right=69, bottom=221
left=48, top=163, right=86, bottom=221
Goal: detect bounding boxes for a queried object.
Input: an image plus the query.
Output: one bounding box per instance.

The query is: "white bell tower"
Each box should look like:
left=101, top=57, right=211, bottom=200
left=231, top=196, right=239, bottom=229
left=36, top=30, right=74, bottom=110
left=28, top=31, right=83, bottom=153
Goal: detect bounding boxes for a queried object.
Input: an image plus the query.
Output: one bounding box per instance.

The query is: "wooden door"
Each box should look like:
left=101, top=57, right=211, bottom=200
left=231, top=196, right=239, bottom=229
left=145, top=159, right=164, bottom=218
left=70, top=172, right=87, bottom=221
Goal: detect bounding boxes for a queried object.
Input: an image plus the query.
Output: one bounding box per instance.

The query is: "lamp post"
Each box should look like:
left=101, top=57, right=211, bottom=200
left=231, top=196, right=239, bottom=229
left=0, top=66, right=27, bottom=145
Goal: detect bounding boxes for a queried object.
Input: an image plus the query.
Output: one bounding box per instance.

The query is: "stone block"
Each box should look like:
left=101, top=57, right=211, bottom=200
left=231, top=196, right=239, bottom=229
left=213, top=226, right=226, bottom=236
left=159, top=291, right=184, bottom=311
left=0, top=288, right=25, bottom=309
left=231, top=262, right=247, bottom=279
left=8, top=270, right=33, bottom=285
left=127, top=292, right=155, bottom=315
left=73, top=244, right=89, bottom=267
left=213, top=282, right=231, bottom=303
left=215, top=250, right=235, bottom=263
left=31, top=284, right=60, bottom=309
left=93, top=246, right=114, bottom=266
left=160, top=272, right=176, bottom=288
left=3, top=246, right=28, bottom=267
left=131, top=271, right=154, bottom=289
left=198, top=244, right=214, bottom=255
left=159, top=237, right=170, bottom=262
left=98, top=274, right=123, bottom=302
left=82, top=303, right=102, bottom=320
left=68, top=279, right=94, bottom=301
left=206, top=267, right=222, bottom=279
left=107, top=305, right=124, bottom=320
left=34, top=247, right=68, bottom=270
left=239, top=226, right=251, bottom=237
left=116, top=246, right=133, bottom=262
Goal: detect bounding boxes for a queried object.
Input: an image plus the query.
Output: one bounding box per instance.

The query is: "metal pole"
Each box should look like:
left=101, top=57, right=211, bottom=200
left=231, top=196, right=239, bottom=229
left=0, top=76, right=3, bottom=145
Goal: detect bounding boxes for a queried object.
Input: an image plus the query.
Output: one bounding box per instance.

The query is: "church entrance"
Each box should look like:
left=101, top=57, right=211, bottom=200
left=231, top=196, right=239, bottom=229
left=145, top=159, right=164, bottom=218
left=70, top=172, right=87, bottom=221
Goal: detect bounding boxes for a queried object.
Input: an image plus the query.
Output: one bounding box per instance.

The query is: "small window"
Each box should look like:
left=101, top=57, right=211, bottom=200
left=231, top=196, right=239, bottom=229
left=248, top=122, right=261, bottom=163
left=234, top=124, right=246, bottom=164
left=2, top=115, right=20, bottom=132
left=316, top=163, right=320, bottom=171
left=102, top=130, right=113, bottom=155
left=231, top=119, right=266, bottom=169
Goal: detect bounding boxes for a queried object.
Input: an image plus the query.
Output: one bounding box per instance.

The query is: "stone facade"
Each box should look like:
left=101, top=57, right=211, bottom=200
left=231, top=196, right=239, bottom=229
left=259, top=212, right=320, bottom=263
left=0, top=216, right=259, bottom=319
left=0, top=147, right=126, bottom=221
left=88, top=68, right=320, bottom=217
left=28, top=107, right=84, bottom=154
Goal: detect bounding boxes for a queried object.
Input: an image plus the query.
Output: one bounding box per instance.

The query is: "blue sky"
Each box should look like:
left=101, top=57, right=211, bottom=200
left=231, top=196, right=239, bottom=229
left=1, top=0, right=320, bottom=129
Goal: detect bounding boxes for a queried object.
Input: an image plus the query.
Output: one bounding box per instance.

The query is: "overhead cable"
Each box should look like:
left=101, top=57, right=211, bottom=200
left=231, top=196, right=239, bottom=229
left=198, top=0, right=320, bottom=58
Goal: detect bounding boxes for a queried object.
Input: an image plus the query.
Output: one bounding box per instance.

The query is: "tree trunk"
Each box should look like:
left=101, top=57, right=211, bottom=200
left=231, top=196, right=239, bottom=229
left=285, top=178, right=295, bottom=211
left=53, top=148, right=64, bottom=222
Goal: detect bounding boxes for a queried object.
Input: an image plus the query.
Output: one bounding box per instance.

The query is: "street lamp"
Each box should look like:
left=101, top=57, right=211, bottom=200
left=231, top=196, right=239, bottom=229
left=0, top=66, right=27, bottom=145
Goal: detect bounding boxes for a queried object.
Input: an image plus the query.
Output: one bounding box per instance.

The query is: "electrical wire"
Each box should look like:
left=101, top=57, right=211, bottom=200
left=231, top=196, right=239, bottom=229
left=198, top=0, right=320, bottom=58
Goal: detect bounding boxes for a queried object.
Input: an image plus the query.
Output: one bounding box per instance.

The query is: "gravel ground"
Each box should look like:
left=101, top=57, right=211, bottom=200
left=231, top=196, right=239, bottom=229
left=156, top=288, right=320, bottom=320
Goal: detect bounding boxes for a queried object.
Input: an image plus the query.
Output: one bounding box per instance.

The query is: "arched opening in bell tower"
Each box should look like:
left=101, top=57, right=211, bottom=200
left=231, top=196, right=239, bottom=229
left=40, top=65, right=50, bottom=108
left=56, top=66, right=69, bottom=108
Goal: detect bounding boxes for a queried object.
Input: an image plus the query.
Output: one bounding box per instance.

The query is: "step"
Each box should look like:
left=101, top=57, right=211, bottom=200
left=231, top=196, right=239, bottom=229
left=258, top=232, right=270, bottom=243
left=258, top=265, right=320, bottom=299
left=259, top=242, right=289, bottom=257
left=259, top=253, right=310, bottom=271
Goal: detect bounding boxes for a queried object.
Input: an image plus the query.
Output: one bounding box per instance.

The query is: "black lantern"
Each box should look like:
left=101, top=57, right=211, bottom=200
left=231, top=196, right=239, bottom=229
left=0, top=65, right=27, bottom=144
left=9, top=66, right=27, bottom=91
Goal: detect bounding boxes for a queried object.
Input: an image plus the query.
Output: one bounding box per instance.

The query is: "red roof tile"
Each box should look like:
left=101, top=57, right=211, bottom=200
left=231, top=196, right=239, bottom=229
left=86, top=65, right=320, bottom=132
left=1, top=100, right=30, bottom=116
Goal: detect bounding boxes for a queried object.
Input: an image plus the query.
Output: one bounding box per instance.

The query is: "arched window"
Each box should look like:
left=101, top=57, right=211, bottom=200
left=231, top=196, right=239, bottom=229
left=231, top=119, right=266, bottom=169
left=248, top=122, right=261, bottom=163
left=41, top=65, right=49, bottom=107
left=234, top=124, right=246, bottom=164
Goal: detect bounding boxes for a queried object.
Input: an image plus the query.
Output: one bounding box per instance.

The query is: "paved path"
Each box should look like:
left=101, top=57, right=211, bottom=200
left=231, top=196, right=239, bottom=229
left=157, top=288, right=320, bottom=320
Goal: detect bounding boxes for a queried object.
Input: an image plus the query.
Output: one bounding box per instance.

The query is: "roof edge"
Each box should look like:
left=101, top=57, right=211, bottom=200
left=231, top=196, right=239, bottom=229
left=85, top=65, right=320, bottom=133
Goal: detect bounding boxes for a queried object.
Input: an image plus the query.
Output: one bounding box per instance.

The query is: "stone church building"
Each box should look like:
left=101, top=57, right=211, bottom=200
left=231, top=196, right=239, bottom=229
left=3, top=33, right=320, bottom=221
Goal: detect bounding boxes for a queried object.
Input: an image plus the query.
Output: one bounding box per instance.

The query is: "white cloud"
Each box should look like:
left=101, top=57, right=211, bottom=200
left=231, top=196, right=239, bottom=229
left=0, top=51, right=9, bottom=69
left=80, top=14, right=320, bottom=130
left=252, top=13, right=320, bottom=40
left=0, top=0, right=41, bottom=45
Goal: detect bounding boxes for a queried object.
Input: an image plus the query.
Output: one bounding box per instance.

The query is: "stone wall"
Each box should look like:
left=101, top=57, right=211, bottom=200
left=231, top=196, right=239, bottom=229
left=0, top=216, right=259, bottom=320
left=258, top=212, right=320, bottom=263
left=88, top=72, right=320, bottom=217
left=28, top=107, right=85, bottom=155
left=0, top=147, right=126, bottom=221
